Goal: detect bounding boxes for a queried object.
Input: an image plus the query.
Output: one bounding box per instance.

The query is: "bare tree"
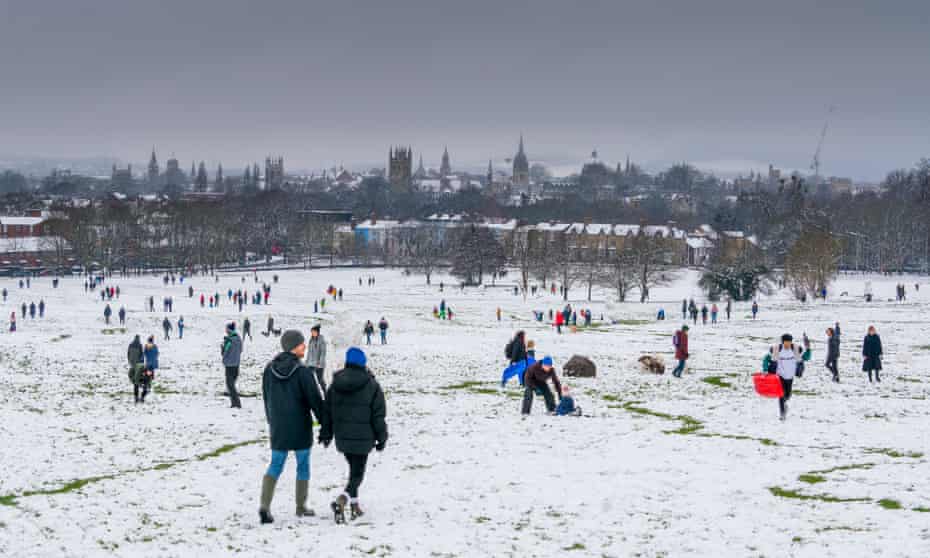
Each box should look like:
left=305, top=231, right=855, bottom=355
left=450, top=224, right=505, bottom=285
left=785, top=228, right=844, bottom=299
left=627, top=234, right=675, bottom=303
left=407, top=229, right=444, bottom=285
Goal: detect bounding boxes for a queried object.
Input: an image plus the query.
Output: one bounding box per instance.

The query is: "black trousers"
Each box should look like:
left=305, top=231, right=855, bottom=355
left=225, top=366, right=241, bottom=408
left=522, top=385, right=556, bottom=414
left=826, top=359, right=839, bottom=380
left=779, top=378, right=793, bottom=414
left=344, top=453, right=369, bottom=498
left=134, top=376, right=151, bottom=402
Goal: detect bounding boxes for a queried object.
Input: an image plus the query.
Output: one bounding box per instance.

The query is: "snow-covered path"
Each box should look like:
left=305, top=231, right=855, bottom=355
left=0, top=269, right=927, bottom=557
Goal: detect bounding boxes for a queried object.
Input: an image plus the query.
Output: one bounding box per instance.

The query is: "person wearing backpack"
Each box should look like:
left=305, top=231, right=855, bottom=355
left=766, top=334, right=811, bottom=421
left=506, top=331, right=528, bottom=366
left=671, top=325, right=689, bottom=378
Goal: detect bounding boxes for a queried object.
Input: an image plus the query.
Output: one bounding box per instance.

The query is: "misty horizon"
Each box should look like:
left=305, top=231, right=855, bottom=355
left=2, top=0, right=928, bottom=182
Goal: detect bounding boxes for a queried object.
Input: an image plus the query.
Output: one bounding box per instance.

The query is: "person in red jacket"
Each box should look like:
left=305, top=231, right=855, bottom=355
left=554, top=311, right=564, bottom=334
left=672, top=325, right=689, bottom=378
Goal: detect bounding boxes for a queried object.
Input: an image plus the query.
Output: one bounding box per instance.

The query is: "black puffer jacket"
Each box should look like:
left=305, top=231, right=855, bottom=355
left=262, top=351, right=330, bottom=451
left=320, top=364, right=387, bottom=455
left=862, top=333, right=883, bottom=371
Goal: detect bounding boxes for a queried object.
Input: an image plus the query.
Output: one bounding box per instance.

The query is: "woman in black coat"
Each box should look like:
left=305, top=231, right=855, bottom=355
left=862, top=325, right=883, bottom=383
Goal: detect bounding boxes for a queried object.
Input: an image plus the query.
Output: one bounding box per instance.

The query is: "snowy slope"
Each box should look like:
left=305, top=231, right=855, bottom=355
left=0, top=269, right=928, bottom=557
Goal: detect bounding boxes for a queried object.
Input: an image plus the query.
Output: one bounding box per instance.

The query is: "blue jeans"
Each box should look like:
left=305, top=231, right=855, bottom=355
left=266, top=449, right=311, bottom=481
left=380, top=331, right=386, bottom=344
left=672, top=359, right=686, bottom=377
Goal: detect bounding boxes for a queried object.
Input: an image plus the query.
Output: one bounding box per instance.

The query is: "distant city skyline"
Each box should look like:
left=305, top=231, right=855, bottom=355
left=1, top=0, right=928, bottom=182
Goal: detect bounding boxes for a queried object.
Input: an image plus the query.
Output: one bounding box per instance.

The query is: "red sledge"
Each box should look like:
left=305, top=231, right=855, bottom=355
left=752, top=373, right=784, bottom=398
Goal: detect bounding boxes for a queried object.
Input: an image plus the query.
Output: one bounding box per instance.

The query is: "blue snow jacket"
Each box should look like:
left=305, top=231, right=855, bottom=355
left=556, top=395, right=577, bottom=416
left=144, top=344, right=160, bottom=371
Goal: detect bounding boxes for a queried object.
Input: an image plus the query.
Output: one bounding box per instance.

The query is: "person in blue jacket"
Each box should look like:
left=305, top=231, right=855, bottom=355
left=139, top=336, right=159, bottom=403
left=555, top=385, right=581, bottom=416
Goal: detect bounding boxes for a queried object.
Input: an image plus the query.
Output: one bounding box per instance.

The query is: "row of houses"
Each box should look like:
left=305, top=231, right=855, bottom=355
left=340, top=215, right=757, bottom=266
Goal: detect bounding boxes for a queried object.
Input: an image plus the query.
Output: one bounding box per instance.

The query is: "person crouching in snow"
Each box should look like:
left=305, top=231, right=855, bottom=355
left=318, top=347, right=388, bottom=524
left=555, top=385, right=581, bottom=416
left=522, top=356, right=562, bottom=415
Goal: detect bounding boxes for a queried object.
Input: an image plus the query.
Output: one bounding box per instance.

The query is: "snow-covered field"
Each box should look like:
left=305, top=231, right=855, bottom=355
left=0, top=268, right=928, bottom=557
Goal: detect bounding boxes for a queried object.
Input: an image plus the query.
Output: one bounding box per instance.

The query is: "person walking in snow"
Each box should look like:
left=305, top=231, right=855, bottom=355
left=766, top=334, right=809, bottom=421
left=862, top=325, right=883, bottom=383
left=378, top=317, right=388, bottom=344
left=118, top=306, right=126, bottom=325
left=700, top=305, right=708, bottom=325
left=306, top=324, right=327, bottom=392
left=162, top=317, right=172, bottom=340
left=825, top=322, right=841, bottom=383
left=177, top=316, right=184, bottom=339
left=680, top=299, right=687, bottom=320
left=363, top=320, right=374, bottom=345
left=319, top=347, right=387, bottom=524
left=127, top=335, right=146, bottom=403
left=103, top=304, right=112, bottom=325
left=9, top=312, right=16, bottom=332
left=28, top=302, right=36, bottom=319
left=38, top=300, right=45, bottom=318
left=258, top=330, right=330, bottom=525
left=521, top=356, right=562, bottom=415
left=243, top=318, right=252, bottom=341
left=710, top=304, right=718, bottom=324
left=266, top=316, right=275, bottom=335
left=672, top=325, right=689, bottom=378
left=222, top=322, right=243, bottom=408
left=141, top=336, right=159, bottom=403
left=725, top=299, right=732, bottom=321
left=2, top=288, right=6, bottom=302
left=751, top=301, right=759, bottom=320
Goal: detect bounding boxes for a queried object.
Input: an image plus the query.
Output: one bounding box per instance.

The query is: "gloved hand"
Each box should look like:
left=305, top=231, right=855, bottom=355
left=375, top=441, right=385, bottom=452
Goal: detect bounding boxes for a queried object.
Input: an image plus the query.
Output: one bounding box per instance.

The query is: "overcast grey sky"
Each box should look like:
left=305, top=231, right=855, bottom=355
left=1, top=0, right=928, bottom=180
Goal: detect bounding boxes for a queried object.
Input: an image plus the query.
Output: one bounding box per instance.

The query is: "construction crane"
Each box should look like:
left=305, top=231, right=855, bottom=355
left=810, top=105, right=835, bottom=186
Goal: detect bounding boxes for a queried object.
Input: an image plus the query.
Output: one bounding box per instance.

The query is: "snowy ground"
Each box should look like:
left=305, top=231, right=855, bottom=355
left=0, top=268, right=928, bottom=557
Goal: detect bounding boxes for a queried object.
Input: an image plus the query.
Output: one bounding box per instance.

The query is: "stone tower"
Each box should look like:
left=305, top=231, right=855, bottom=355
left=512, top=135, right=529, bottom=188
left=389, top=146, right=413, bottom=193
left=147, top=148, right=159, bottom=184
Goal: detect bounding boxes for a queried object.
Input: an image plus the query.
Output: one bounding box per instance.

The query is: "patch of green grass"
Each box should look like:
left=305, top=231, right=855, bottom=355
left=195, top=439, right=264, bottom=461
left=563, top=543, right=586, bottom=551
left=474, top=516, right=490, bottom=524
left=602, top=394, right=620, bottom=402
left=816, top=526, right=868, bottom=533
left=878, top=499, right=902, bottom=510
left=798, top=474, right=826, bottom=484
left=701, top=375, right=734, bottom=389
left=621, top=402, right=705, bottom=435
left=865, top=448, right=923, bottom=459
left=768, top=486, right=871, bottom=504
left=896, top=377, right=922, bottom=383
left=809, top=463, right=875, bottom=475
left=913, top=507, right=930, bottom=513
left=615, top=319, right=650, bottom=326
left=440, top=381, right=484, bottom=390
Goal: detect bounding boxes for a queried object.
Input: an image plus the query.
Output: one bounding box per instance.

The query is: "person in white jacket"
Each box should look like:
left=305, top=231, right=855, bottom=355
left=769, top=334, right=806, bottom=421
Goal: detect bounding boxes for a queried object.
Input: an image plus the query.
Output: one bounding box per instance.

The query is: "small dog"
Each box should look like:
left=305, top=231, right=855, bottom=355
left=638, top=355, right=666, bottom=374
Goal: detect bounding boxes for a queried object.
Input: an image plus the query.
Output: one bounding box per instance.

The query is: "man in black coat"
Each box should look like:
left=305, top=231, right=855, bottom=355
left=318, top=347, right=387, bottom=524
left=825, top=322, right=841, bottom=382
left=258, top=330, right=331, bottom=525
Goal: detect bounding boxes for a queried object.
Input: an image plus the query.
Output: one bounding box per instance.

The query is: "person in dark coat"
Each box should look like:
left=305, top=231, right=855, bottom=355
left=127, top=335, right=145, bottom=403
left=364, top=320, right=374, bottom=345
left=222, top=323, right=243, bottom=408
left=507, top=331, right=528, bottom=366
left=378, top=317, right=388, bottom=344
left=140, top=336, right=159, bottom=403
left=862, top=325, right=883, bottom=383
left=318, top=347, right=387, bottom=523
left=259, top=330, right=330, bottom=525
left=242, top=317, right=252, bottom=341
left=825, top=322, right=841, bottom=382
left=103, top=304, right=112, bottom=324
left=521, top=356, right=562, bottom=415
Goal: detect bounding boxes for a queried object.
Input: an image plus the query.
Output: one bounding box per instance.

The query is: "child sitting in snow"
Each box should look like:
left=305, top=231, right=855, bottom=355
left=555, top=385, right=581, bottom=416
left=526, top=340, right=536, bottom=361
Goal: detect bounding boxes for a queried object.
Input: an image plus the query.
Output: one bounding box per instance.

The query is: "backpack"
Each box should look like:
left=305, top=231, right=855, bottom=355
left=673, top=332, right=681, bottom=347
left=505, top=340, right=514, bottom=360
